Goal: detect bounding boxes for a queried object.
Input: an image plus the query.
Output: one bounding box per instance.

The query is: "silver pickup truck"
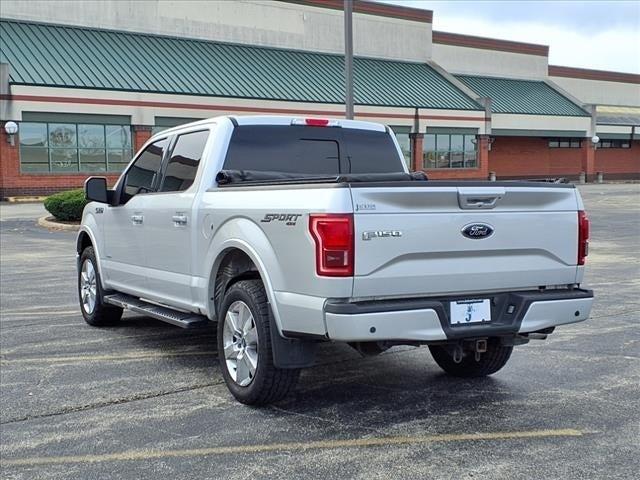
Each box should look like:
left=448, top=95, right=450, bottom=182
left=78, top=115, right=593, bottom=405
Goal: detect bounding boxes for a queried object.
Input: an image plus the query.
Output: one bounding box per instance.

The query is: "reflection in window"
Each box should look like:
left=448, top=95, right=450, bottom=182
left=124, top=139, right=167, bottom=198
left=390, top=126, right=411, bottom=168
left=423, top=133, right=477, bottom=169
left=160, top=130, right=209, bottom=192
left=19, top=122, right=132, bottom=173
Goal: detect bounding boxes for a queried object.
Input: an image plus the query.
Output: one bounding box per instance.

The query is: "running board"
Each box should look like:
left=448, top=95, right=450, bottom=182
left=104, top=293, right=209, bottom=329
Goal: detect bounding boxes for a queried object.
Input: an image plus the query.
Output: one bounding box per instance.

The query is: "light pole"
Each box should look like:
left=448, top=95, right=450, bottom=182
left=344, top=0, right=354, bottom=119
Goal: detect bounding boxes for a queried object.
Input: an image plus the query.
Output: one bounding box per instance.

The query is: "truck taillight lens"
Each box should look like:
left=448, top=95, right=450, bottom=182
left=309, top=214, right=354, bottom=276
left=578, top=210, right=590, bottom=265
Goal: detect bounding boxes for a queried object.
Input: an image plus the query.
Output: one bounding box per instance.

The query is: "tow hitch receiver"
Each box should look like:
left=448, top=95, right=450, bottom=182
left=472, top=339, right=487, bottom=361
left=452, top=339, right=488, bottom=363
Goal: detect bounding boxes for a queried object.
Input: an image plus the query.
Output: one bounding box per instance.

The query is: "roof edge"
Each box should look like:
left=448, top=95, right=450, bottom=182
left=549, top=65, right=640, bottom=85
left=277, top=0, right=432, bottom=23
left=432, top=31, right=548, bottom=57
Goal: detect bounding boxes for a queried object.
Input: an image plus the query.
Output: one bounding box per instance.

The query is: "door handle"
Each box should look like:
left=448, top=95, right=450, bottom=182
left=172, top=214, right=188, bottom=226
left=458, top=187, right=505, bottom=210
left=131, top=214, right=144, bottom=225
left=466, top=197, right=499, bottom=207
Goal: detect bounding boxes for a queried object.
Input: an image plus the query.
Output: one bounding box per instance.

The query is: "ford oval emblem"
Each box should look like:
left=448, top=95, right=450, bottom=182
left=462, top=223, right=494, bottom=239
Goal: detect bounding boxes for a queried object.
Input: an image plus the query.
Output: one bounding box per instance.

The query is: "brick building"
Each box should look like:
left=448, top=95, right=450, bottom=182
left=0, top=0, right=638, bottom=197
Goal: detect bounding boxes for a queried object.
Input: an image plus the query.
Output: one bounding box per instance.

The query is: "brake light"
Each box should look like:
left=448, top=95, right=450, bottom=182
left=578, top=210, right=590, bottom=265
left=291, top=118, right=340, bottom=127
left=305, top=118, right=329, bottom=126
left=309, top=214, right=354, bottom=276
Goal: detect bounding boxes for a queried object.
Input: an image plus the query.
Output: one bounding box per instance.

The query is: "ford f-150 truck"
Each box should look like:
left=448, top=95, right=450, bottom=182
left=78, top=115, right=594, bottom=405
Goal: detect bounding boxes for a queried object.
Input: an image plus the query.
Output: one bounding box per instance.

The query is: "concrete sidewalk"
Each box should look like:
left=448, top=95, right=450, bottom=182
left=0, top=202, right=47, bottom=221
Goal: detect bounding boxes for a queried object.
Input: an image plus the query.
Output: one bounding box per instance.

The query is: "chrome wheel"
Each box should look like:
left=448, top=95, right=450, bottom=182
left=223, top=300, right=259, bottom=387
left=80, top=259, right=97, bottom=314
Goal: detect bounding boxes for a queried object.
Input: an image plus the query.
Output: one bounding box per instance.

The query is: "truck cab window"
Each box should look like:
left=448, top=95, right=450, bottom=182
left=123, top=138, right=168, bottom=199
left=223, top=125, right=403, bottom=174
left=160, top=130, right=209, bottom=192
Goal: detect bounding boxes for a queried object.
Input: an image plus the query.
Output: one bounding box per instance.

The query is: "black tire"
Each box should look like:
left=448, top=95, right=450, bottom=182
left=217, top=279, right=299, bottom=405
left=429, top=338, right=513, bottom=378
left=78, top=246, right=123, bottom=326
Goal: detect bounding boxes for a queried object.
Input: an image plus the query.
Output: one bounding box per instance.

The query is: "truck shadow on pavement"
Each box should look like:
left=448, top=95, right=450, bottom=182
left=111, top=315, right=516, bottom=422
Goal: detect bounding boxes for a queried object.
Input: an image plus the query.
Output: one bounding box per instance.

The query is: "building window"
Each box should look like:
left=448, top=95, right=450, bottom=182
left=599, top=139, right=631, bottom=149
left=19, top=122, right=132, bottom=173
left=390, top=126, right=411, bottom=168
left=423, top=133, right=477, bottom=169
left=153, top=117, right=204, bottom=136
left=548, top=138, right=582, bottom=148
left=152, top=126, right=169, bottom=136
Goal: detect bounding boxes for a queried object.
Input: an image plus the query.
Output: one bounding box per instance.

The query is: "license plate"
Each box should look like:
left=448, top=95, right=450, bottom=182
left=450, top=299, right=491, bottom=325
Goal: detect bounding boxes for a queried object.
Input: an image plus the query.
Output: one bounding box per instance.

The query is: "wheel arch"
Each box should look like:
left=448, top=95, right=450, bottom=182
left=207, top=240, right=284, bottom=334
left=76, top=225, right=107, bottom=290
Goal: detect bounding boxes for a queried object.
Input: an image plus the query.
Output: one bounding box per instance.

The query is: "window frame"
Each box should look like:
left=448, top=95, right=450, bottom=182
left=422, top=132, right=478, bottom=170
left=18, top=121, right=133, bottom=174
left=598, top=139, right=631, bottom=149
left=548, top=137, right=582, bottom=148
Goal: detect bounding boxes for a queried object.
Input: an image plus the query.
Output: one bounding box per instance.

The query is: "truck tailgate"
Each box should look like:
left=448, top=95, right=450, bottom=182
left=351, top=184, right=580, bottom=298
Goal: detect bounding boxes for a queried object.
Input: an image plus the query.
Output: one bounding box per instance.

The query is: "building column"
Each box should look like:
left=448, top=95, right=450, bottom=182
left=132, top=125, right=153, bottom=152
left=477, top=134, right=491, bottom=179
left=581, top=140, right=596, bottom=182
left=410, top=133, right=423, bottom=172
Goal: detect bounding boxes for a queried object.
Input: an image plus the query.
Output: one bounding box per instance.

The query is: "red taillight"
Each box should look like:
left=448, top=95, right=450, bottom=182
left=309, top=214, right=354, bottom=277
left=304, top=118, right=330, bottom=127
left=578, top=210, right=590, bottom=265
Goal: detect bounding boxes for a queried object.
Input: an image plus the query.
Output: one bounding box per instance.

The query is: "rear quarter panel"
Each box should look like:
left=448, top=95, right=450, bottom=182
left=196, top=185, right=353, bottom=334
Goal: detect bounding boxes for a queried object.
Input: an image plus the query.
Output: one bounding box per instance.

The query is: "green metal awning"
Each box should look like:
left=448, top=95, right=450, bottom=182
left=456, top=74, right=589, bottom=117
left=0, top=19, right=481, bottom=111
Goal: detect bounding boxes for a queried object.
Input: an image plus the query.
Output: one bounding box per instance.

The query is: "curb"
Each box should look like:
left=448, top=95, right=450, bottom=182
left=37, top=216, right=80, bottom=232
left=6, top=196, right=47, bottom=203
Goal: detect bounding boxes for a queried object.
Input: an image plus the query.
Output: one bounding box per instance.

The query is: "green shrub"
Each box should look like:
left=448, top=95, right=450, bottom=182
left=44, top=189, right=88, bottom=221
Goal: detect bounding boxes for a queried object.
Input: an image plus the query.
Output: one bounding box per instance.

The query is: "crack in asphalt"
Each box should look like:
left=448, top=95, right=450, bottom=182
left=588, top=308, right=640, bottom=319
left=0, top=349, right=414, bottom=426
left=0, top=381, right=224, bottom=426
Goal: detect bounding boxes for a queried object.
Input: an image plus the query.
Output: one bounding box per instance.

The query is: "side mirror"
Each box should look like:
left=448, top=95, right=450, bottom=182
left=85, top=177, right=108, bottom=203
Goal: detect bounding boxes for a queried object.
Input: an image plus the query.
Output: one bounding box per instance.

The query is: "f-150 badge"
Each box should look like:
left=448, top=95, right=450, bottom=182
left=362, top=230, right=402, bottom=241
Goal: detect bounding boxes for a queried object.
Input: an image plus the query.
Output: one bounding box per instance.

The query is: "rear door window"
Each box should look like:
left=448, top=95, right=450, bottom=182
left=223, top=125, right=402, bottom=174
left=160, top=130, right=209, bottom=192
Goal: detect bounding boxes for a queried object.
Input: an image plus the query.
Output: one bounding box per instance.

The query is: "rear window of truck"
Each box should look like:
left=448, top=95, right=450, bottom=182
left=223, top=125, right=403, bottom=174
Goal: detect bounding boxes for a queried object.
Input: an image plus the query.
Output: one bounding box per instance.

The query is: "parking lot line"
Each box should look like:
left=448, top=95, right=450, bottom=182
left=1, top=351, right=216, bottom=365
left=2, top=428, right=586, bottom=467
left=1, top=310, right=79, bottom=317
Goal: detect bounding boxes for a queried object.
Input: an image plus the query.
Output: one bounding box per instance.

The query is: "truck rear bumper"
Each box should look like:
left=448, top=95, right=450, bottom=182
left=324, top=289, right=593, bottom=342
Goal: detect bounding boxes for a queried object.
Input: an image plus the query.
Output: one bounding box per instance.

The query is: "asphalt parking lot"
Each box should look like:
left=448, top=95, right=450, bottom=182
left=1, top=183, right=638, bottom=479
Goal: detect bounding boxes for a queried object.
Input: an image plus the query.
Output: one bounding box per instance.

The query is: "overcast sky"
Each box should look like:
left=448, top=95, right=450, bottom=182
left=381, top=1, right=640, bottom=74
